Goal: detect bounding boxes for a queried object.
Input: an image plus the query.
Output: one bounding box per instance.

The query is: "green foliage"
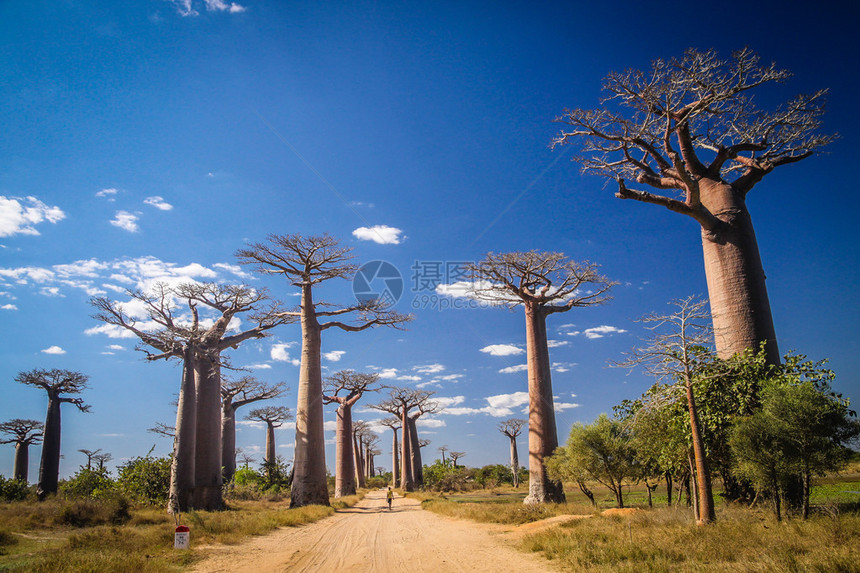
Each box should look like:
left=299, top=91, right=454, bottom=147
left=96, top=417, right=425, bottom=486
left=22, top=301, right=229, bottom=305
left=0, top=475, right=30, bottom=501
left=60, top=467, right=116, bottom=499
left=116, top=454, right=171, bottom=505
left=57, top=496, right=132, bottom=527
left=423, top=460, right=474, bottom=492
left=473, top=464, right=523, bottom=488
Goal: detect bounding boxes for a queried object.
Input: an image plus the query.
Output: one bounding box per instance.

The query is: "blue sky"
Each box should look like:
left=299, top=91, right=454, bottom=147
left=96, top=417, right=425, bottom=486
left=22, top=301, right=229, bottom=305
left=1, top=0, right=858, bottom=479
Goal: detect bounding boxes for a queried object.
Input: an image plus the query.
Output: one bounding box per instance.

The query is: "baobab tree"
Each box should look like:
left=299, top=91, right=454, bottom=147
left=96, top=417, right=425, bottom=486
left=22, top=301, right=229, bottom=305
left=371, top=387, right=437, bottom=491
left=553, top=49, right=835, bottom=364
left=469, top=252, right=614, bottom=503
left=237, top=234, right=412, bottom=507
left=0, top=419, right=43, bottom=482
left=237, top=451, right=256, bottom=469
left=91, top=282, right=287, bottom=511
left=93, top=452, right=113, bottom=471
left=498, top=419, right=526, bottom=488
left=222, top=376, right=287, bottom=483
left=78, top=448, right=102, bottom=470
left=323, top=370, right=380, bottom=497
left=379, top=418, right=401, bottom=487
left=449, top=451, right=465, bottom=468
left=351, top=420, right=370, bottom=488
left=246, top=406, right=292, bottom=481
left=616, top=296, right=717, bottom=525
left=15, top=369, right=90, bottom=499
left=438, top=445, right=449, bottom=465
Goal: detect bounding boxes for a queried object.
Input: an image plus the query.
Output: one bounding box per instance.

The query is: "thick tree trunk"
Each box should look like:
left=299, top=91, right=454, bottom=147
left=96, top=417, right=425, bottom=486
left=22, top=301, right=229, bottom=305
left=193, top=355, right=224, bottom=510
left=509, top=436, right=520, bottom=488
left=265, top=423, right=276, bottom=466
left=408, top=417, right=423, bottom=487
left=291, top=285, right=330, bottom=507
left=578, top=480, right=597, bottom=508
left=685, top=375, right=716, bottom=524
left=13, top=443, right=29, bottom=482
left=614, top=483, right=624, bottom=508
left=334, top=403, right=356, bottom=497
left=391, top=429, right=399, bottom=488
left=353, top=432, right=366, bottom=488
left=169, top=354, right=197, bottom=513
left=700, top=181, right=779, bottom=364
left=37, top=394, right=61, bottom=500
left=400, top=408, right=414, bottom=491
left=221, top=402, right=237, bottom=483
left=523, top=305, right=565, bottom=504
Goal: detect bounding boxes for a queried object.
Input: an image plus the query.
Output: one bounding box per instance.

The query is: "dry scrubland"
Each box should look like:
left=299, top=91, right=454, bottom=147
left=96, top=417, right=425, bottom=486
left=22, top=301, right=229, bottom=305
left=0, top=492, right=362, bottom=572
left=419, top=464, right=860, bottom=572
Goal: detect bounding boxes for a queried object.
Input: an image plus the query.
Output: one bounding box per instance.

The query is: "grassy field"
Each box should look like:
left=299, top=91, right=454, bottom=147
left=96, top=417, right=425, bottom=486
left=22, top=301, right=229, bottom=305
left=0, top=492, right=363, bottom=572
left=419, top=468, right=860, bottom=572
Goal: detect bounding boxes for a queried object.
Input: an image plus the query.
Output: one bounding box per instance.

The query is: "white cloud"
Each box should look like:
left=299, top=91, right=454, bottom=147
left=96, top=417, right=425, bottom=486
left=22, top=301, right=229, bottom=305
left=110, top=211, right=139, bottom=233
left=486, top=391, right=529, bottom=411
left=414, top=363, right=444, bottom=374
left=84, top=323, right=140, bottom=339
left=107, top=344, right=125, bottom=351
left=552, top=362, right=577, bottom=373
left=352, top=225, right=403, bottom=245
left=435, top=396, right=466, bottom=410
left=213, top=263, right=252, bottom=279
left=323, top=350, right=345, bottom=362
left=270, top=342, right=297, bottom=362
left=581, top=325, right=628, bottom=339
left=245, top=363, right=272, bottom=370
left=39, top=286, right=63, bottom=297
left=144, top=196, right=173, bottom=211
left=435, top=280, right=516, bottom=305
left=547, top=339, right=568, bottom=348
left=376, top=368, right=399, bottom=379
left=436, top=374, right=464, bottom=381
left=323, top=420, right=337, bottom=432
left=204, top=0, right=246, bottom=13
left=499, top=363, right=528, bottom=374
left=480, top=344, right=523, bottom=357
left=54, top=259, right=108, bottom=278
left=416, top=417, right=446, bottom=428
left=397, top=375, right=422, bottom=381
left=95, top=188, right=118, bottom=200
left=0, top=196, right=65, bottom=237
left=438, top=391, right=531, bottom=418
left=1, top=304, right=17, bottom=310
left=554, top=401, right=580, bottom=411
left=41, top=345, right=66, bottom=355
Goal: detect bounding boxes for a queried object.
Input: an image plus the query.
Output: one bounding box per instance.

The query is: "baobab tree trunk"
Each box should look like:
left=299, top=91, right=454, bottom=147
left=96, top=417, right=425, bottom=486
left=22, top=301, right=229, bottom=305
left=353, top=432, right=366, bottom=488
left=408, top=417, right=423, bottom=487
left=13, top=443, right=29, bottom=482
left=265, top=423, right=276, bottom=466
left=37, top=393, right=62, bottom=499
left=685, top=374, right=715, bottom=524
left=391, top=428, right=399, bottom=487
left=291, top=285, right=329, bottom=507
left=221, top=403, right=238, bottom=484
left=700, top=181, right=779, bottom=365
left=400, top=410, right=414, bottom=491
left=509, top=436, right=520, bottom=488
left=169, top=354, right=197, bottom=513
left=334, top=404, right=356, bottom=497
left=523, top=306, right=565, bottom=504
left=193, top=355, right=224, bottom=510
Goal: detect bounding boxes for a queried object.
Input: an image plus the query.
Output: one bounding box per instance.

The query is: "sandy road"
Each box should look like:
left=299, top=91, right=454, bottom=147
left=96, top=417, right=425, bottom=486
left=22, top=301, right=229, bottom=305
left=191, top=490, right=557, bottom=572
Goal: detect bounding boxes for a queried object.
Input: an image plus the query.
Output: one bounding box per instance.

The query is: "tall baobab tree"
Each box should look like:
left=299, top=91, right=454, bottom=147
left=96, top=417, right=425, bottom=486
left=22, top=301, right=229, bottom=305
left=15, top=369, right=90, bottom=499
left=371, top=387, right=437, bottom=491
left=91, top=282, right=287, bottom=511
left=93, top=452, right=113, bottom=471
left=323, top=370, right=380, bottom=497
left=237, top=234, right=412, bottom=507
left=498, top=419, right=526, bottom=488
left=438, top=445, right=449, bottom=465
left=553, top=49, right=835, bottom=365
left=351, top=420, right=370, bottom=488
left=222, top=376, right=287, bottom=483
left=78, top=448, right=102, bottom=470
left=246, top=406, right=292, bottom=481
left=0, top=419, right=43, bottom=482
left=616, top=296, right=717, bottom=525
left=469, top=252, right=614, bottom=503
left=379, top=417, right=401, bottom=487
left=449, top=451, right=465, bottom=468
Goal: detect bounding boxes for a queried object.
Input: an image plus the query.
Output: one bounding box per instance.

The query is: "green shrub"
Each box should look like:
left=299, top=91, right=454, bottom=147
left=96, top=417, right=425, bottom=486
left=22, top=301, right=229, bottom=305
left=116, top=455, right=171, bottom=505
left=0, top=474, right=30, bottom=501
left=60, top=467, right=116, bottom=499
left=56, top=495, right=131, bottom=527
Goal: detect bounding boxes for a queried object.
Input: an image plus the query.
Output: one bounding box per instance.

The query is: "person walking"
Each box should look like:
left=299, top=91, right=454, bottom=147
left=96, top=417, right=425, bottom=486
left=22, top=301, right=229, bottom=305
left=386, top=487, right=393, bottom=510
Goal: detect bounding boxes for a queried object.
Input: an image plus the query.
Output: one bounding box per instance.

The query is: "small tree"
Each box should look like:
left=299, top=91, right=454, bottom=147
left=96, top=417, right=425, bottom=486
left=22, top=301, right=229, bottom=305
left=553, top=48, right=835, bottom=364
left=237, top=233, right=412, bottom=507
left=498, top=419, right=526, bottom=488
left=0, top=419, right=43, bottom=482
left=221, top=376, right=286, bottom=483
left=449, top=451, right=465, bottom=468
left=468, top=252, right=613, bottom=503
left=323, top=370, right=380, bottom=497
left=16, top=369, right=90, bottom=499
left=78, top=448, right=102, bottom=471
left=437, top=445, right=449, bottom=464
left=246, top=406, right=292, bottom=482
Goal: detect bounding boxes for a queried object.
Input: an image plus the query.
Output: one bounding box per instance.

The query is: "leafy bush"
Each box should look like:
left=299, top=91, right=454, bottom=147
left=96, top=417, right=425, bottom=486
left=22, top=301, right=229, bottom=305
left=423, top=461, right=475, bottom=492
left=60, top=467, right=116, bottom=499
left=116, top=455, right=171, bottom=505
left=474, top=464, right=524, bottom=488
left=0, top=474, right=30, bottom=501
left=56, top=496, right=131, bottom=527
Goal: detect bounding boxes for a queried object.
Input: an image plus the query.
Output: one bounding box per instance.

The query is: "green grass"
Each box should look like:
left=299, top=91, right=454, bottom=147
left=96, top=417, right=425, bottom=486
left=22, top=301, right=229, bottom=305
left=0, top=491, right=364, bottom=572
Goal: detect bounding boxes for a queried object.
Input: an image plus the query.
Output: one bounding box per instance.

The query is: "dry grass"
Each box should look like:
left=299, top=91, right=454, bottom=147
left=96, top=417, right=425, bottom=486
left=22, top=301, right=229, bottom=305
left=0, top=492, right=364, bottom=572
left=418, top=487, right=597, bottom=525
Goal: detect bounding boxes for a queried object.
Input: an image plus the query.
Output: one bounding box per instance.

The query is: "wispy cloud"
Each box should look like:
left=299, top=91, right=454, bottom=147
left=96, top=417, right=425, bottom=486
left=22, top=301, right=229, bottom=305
left=414, top=363, right=444, bottom=374
left=323, top=350, right=345, bottom=362
left=1, top=304, right=17, bottom=310
left=95, top=188, right=118, bottom=200
left=167, top=0, right=245, bottom=16
left=581, top=325, right=627, bottom=339
left=480, top=344, right=523, bottom=357
left=41, top=345, right=66, bottom=355
left=245, top=363, right=272, bottom=370
left=110, top=211, right=139, bottom=233
left=499, top=364, right=527, bottom=374
left=144, top=196, right=173, bottom=211
left=352, top=225, right=403, bottom=245
left=0, top=196, right=65, bottom=237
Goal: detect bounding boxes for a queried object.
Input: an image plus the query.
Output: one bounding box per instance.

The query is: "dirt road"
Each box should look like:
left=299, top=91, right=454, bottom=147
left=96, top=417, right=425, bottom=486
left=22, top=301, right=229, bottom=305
left=191, top=490, right=557, bottom=572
